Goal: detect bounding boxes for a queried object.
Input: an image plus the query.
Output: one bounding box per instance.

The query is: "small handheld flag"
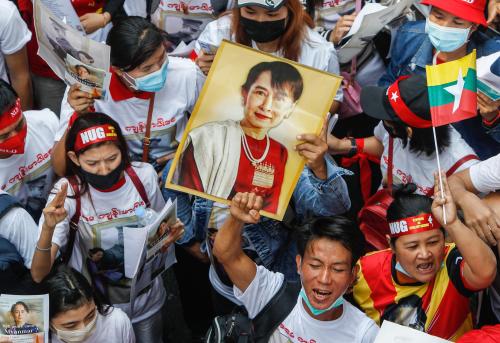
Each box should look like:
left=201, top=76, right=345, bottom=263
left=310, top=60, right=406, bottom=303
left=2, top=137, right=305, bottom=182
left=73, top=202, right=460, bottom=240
left=426, top=50, right=477, bottom=127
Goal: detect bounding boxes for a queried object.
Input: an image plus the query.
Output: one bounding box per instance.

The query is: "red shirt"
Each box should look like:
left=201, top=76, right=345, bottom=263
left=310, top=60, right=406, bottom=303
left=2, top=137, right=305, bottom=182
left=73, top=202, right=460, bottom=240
left=230, top=135, right=287, bottom=214
left=71, top=0, right=105, bottom=17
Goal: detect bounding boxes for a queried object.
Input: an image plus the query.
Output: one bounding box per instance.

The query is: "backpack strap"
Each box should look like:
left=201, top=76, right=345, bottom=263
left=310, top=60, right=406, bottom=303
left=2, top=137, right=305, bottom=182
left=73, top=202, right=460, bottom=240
left=253, top=281, right=301, bottom=342
left=445, top=154, right=479, bottom=177
left=0, top=193, right=21, bottom=220
left=142, top=94, right=156, bottom=163
left=61, top=176, right=81, bottom=264
left=387, top=136, right=394, bottom=194
left=125, top=165, right=150, bottom=207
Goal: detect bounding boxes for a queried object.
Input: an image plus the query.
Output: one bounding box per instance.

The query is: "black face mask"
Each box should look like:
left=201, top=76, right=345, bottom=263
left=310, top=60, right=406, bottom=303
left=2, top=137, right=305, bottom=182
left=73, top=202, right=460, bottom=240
left=240, top=16, right=287, bottom=43
left=81, top=160, right=125, bottom=190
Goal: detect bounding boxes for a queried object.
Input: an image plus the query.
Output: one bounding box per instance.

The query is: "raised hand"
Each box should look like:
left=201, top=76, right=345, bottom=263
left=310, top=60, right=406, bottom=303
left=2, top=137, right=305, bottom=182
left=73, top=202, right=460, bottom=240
left=330, top=13, right=357, bottom=44
left=160, top=218, right=185, bottom=253
left=42, top=183, right=68, bottom=230
left=296, top=128, right=328, bottom=179
left=80, top=12, right=109, bottom=34
left=431, top=172, right=458, bottom=228
left=68, top=84, right=95, bottom=114
left=230, top=192, right=263, bottom=224
left=195, top=50, right=215, bottom=75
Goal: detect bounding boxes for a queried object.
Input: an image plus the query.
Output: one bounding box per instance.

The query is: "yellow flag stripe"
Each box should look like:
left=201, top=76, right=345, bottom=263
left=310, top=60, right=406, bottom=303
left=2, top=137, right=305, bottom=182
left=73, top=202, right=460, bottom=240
left=354, top=268, right=381, bottom=324
left=425, top=50, right=476, bottom=86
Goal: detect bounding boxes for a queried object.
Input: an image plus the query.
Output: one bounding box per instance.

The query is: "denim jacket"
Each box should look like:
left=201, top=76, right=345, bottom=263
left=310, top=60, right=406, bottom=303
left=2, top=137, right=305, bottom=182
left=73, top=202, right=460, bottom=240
left=378, top=21, right=500, bottom=159
left=162, top=156, right=352, bottom=280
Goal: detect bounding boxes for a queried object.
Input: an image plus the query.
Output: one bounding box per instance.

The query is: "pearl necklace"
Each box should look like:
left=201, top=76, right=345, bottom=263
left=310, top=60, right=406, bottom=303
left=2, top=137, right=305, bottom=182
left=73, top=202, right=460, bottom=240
left=240, top=127, right=270, bottom=165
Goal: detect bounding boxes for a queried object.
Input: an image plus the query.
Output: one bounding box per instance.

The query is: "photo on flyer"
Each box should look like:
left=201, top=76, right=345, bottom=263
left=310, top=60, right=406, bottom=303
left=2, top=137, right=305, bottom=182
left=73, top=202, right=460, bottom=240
left=0, top=294, right=49, bottom=343
left=127, top=200, right=178, bottom=312
left=166, top=40, right=341, bottom=221
left=64, top=54, right=110, bottom=99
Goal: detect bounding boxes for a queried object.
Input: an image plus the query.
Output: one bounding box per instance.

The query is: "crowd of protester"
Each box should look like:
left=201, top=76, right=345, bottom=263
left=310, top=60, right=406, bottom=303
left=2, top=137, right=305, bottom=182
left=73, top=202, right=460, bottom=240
left=0, top=0, right=499, bottom=342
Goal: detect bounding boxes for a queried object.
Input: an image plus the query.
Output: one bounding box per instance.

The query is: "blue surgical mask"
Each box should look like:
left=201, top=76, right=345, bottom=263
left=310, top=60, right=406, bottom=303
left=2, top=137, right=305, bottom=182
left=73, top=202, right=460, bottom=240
left=300, top=288, right=344, bottom=316
left=395, top=261, right=445, bottom=279
left=425, top=18, right=471, bottom=53
left=125, top=59, right=169, bottom=92
left=395, top=261, right=413, bottom=278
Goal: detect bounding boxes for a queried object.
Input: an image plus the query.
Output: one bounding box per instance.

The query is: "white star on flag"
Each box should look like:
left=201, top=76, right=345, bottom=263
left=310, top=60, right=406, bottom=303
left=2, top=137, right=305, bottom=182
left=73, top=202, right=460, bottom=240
left=390, top=92, right=399, bottom=102
left=443, top=68, right=465, bottom=114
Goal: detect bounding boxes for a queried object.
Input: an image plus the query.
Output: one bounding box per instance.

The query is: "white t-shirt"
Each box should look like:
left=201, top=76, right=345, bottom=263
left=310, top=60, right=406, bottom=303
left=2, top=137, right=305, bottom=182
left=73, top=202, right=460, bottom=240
left=235, top=266, right=379, bottom=343
left=38, top=163, right=170, bottom=323
left=0, top=109, right=58, bottom=219
left=195, top=15, right=343, bottom=101
left=0, top=0, right=31, bottom=83
left=469, top=154, right=500, bottom=193
left=52, top=308, right=135, bottom=343
left=373, top=122, right=478, bottom=196
left=0, top=190, right=37, bottom=269
left=57, top=57, right=204, bottom=164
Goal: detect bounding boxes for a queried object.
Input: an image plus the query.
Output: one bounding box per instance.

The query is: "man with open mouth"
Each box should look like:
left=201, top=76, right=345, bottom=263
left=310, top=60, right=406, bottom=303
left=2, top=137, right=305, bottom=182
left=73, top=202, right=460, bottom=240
left=211, top=191, right=380, bottom=342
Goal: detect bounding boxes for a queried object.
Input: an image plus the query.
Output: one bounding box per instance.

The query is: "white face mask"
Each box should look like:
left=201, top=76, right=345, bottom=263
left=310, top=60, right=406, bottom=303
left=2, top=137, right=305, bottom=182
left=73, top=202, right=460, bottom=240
left=52, top=312, right=98, bottom=343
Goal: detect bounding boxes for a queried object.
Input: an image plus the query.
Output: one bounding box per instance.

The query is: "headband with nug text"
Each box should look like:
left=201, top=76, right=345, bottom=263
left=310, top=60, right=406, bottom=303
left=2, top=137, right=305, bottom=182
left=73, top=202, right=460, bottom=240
left=0, top=98, right=22, bottom=129
left=74, top=125, right=118, bottom=152
left=388, top=213, right=441, bottom=238
left=386, top=76, right=432, bottom=129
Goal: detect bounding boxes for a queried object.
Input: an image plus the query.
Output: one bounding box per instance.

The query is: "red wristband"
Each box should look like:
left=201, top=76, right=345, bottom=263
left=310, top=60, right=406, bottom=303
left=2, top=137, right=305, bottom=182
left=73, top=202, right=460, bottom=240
left=482, top=111, right=500, bottom=128
left=355, top=138, right=365, bottom=154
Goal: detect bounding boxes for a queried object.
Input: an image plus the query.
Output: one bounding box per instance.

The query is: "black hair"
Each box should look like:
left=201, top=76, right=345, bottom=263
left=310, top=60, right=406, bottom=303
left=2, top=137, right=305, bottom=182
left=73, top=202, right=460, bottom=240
left=0, top=79, right=18, bottom=114
left=65, top=112, right=130, bottom=194
left=242, top=61, right=304, bottom=102
left=44, top=265, right=112, bottom=320
left=384, top=120, right=451, bottom=156
left=296, top=216, right=365, bottom=267
left=387, top=183, right=444, bottom=245
left=89, top=247, right=105, bottom=255
left=106, top=16, right=167, bottom=72
left=10, top=301, right=29, bottom=315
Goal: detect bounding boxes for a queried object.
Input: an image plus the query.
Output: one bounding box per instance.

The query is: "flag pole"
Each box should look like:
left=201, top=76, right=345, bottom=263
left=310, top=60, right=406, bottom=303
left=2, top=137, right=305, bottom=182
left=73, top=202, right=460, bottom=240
left=432, top=126, right=447, bottom=225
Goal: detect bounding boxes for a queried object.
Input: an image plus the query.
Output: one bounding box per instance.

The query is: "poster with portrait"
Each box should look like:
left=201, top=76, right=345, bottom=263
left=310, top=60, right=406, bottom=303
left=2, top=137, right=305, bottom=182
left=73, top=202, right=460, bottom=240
left=0, top=294, right=49, bottom=343
left=33, top=0, right=111, bottom=99
left=166, top=40, right=342, bottom=220
left=125, top=200, right=177, bottom=314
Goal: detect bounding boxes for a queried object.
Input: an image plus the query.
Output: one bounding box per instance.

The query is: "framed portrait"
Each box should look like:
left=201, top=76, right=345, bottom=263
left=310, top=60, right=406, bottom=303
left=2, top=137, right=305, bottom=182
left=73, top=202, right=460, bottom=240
left=166, top=40, right=342, bottom=220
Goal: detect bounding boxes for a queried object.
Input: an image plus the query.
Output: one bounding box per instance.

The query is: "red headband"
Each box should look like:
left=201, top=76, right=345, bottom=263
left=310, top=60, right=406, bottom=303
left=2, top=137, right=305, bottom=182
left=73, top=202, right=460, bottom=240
left=388, top=213, right=441, bottom=238
left=74, top=125, right=118, bottom=152
left=386, top=76, right=432, bottom=129
left=0, top=98, right=22, bottom=128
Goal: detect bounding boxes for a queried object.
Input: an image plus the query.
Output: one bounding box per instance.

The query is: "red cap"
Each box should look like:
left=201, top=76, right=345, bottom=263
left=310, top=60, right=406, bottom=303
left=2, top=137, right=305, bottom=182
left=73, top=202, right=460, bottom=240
left=421, top=0, right=487, bottom=27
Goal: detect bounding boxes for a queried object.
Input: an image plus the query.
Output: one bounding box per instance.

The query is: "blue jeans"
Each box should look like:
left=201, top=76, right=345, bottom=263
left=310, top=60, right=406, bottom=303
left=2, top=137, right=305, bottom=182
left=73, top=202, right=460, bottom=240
left=132, top=309, right=163, bottom=343
left=160, top=160, right=203, bottom=246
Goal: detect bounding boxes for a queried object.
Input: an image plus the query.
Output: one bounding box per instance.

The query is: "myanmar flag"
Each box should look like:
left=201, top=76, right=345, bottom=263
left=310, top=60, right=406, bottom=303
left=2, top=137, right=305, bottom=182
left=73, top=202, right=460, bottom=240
left=426, top=50, right=477, bottom=127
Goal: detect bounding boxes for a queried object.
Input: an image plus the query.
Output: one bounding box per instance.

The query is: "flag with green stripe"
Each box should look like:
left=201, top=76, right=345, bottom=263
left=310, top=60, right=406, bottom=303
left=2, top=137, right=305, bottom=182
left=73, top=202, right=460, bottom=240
left=425, top=50, right=477, bottom=127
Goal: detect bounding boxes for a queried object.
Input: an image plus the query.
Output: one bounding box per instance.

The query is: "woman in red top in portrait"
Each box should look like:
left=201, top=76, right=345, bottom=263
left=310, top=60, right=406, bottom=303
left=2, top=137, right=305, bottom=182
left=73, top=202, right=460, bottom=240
left=174, top=61, right=303, bottom=213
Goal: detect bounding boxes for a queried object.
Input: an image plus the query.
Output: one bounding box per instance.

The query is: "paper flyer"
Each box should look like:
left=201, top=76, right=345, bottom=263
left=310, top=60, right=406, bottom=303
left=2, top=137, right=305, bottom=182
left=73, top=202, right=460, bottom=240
left=0, top=294, right=49, bottom=343
left=33, top=0, right=111, bottom=98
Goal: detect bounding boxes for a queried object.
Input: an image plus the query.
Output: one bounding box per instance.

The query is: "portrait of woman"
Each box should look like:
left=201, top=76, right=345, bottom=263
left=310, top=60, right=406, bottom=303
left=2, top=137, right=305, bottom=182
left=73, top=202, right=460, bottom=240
left=5, top=302, right=40, bottom=335
left=173, top=61, right=303, bottom=214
